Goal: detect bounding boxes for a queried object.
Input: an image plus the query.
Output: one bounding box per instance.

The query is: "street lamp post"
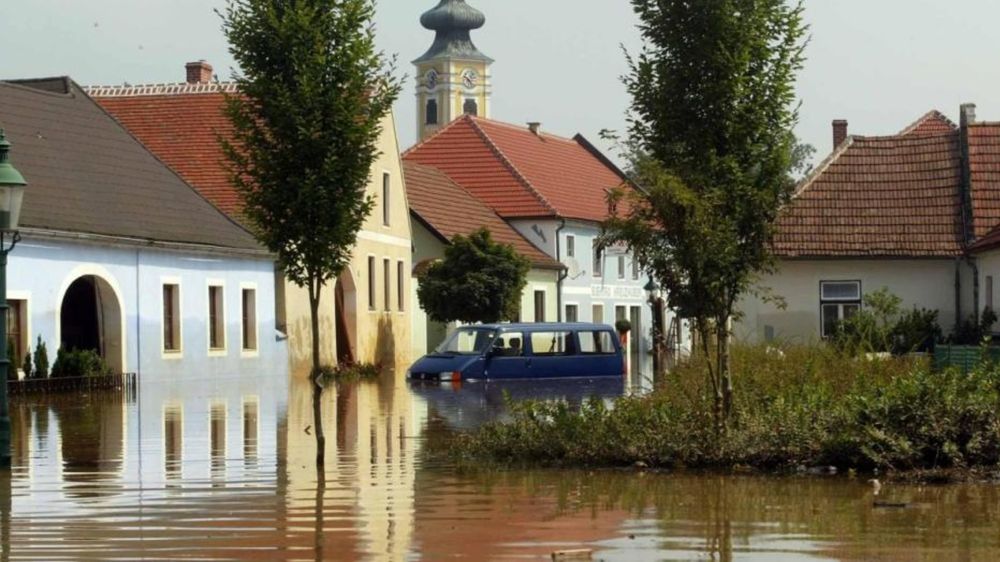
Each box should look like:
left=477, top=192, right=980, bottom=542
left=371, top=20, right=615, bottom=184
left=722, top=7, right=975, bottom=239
left=0, top=130, right=27, bottom=469
left=644, top=278, right=665, bottom=379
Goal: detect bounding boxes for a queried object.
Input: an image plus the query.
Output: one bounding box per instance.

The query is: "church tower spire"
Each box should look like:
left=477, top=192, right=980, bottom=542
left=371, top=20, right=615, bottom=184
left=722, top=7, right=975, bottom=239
left=414, top=0, right=493, bottom=141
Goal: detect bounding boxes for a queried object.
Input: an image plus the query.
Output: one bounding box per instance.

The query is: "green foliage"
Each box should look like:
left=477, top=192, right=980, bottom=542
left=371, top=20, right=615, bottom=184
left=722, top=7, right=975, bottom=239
left=6, top=339, right=15, bottom=381
left=950, top=308, right=998, bottom=346
left=21, top=346, right=31, bottom=380
left=832, top=288, right=941, bottom=355
left=452, top=343, right=1000, bottom=473
left=33, top=337, right=49, bottom=379
left=317, top=361, right=381, bottom=383
left=614, top=319, right=631, bottom=334
left=220, top=0, right=402, bottom=375
left=51, top=348, right=113, bottom=378
left=602, top=0, right=808, bottom=425
left=417, top=228, right=531, bottom=324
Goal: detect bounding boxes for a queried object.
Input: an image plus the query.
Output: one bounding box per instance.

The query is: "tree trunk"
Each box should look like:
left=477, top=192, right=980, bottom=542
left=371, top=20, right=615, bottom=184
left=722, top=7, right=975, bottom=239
left=308, top=277, right=325, bottom=468
left=697, top=318, right=724, bottom=434
left=719, top=316, right=733, bottom=423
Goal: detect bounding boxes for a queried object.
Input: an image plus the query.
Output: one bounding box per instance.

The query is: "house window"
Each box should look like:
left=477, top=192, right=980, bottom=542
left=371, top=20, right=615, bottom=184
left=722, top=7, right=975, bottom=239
left=592, top=242, right=603, bottom=278
left=592, top=303, right=604, bottom=324
left=425, top=99, right=438, bottom=125
left=367, top=256, right=376, bottom=311
left=463, top=98, right=478, bottom=116
left=382, top=173, right=391, bottom=226
left=241, top=288, right=257, bottom=352
left=566, top=235, right=575, bottom=258
left=383, top=258, right=391, bottom=312
left=617, top=255, right=626, bottom=279
left=820, top=281, right=861, bottom=338
left=6, top=299, right=26, bottom=369
left=162, top=284, right=180, bottom=353
left=396, top=260, right=405, bottom=311
left=615, top=305, right=627, bottom=323
left=565, top=304, right=578, bottom=323
left=208, top=285, right=225, bottom=350
left=534, top=290, right=546, bottom=322
left=987, top=275, right=995, bottom=311
left=631, top=258, right=640, bottom=281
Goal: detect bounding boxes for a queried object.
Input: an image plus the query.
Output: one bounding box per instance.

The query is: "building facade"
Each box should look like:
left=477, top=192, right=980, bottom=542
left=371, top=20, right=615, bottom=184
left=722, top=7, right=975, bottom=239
left=89, top=63, right=413, bottom=376
left=0, top=77, right=284, bottom=378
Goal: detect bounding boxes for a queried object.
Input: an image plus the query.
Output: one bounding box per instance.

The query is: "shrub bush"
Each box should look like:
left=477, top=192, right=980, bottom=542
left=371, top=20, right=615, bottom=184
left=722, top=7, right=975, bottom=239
left=451, top=343, right=1000, bottom=473
left=21, top=346, right=31, bottom=380
left=50, top=348, right=113, bottom=378
left=832, top=288, right=942, bottom=355
left=33, top=337, right=49, bottom=379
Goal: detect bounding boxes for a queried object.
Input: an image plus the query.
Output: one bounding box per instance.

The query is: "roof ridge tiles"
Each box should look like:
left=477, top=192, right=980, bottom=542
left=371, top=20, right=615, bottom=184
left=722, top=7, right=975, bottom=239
left=470, top=116, right=579, bottom=144
left=84, top=82, right=239, bottom=97
left=898, top=109, right=958, bottom=135
left=464, top=116, right=560, bottom=217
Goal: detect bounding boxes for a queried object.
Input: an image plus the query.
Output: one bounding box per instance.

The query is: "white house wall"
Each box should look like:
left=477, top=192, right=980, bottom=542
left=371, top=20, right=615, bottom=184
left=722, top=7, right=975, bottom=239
left=9, top=236, right=285, bottom=379
left=737, top=258, right=964, bottom=344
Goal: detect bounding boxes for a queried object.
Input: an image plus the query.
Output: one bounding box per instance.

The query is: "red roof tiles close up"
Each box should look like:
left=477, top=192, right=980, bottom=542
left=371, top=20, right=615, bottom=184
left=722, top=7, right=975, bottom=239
left=404, top=115, right=626, bottom=223
left=405, top=161, right=561, bottom=269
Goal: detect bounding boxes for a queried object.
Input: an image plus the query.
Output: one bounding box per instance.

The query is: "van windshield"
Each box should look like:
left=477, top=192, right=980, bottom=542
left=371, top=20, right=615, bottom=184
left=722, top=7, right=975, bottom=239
left=434, top=328, right=497, bottom=355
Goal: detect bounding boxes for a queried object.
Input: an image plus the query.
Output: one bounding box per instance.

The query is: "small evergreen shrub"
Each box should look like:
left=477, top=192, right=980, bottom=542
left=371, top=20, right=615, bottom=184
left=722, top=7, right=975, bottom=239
left=51, top=348, right=113, bottom=378
left=33, top=337, right=49, bottom=379
left=20, top=346, right=31, bottom=380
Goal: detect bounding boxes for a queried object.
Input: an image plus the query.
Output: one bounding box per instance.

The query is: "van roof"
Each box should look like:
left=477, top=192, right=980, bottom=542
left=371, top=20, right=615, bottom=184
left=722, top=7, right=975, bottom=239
left=472, top=322, right=616, bottom=332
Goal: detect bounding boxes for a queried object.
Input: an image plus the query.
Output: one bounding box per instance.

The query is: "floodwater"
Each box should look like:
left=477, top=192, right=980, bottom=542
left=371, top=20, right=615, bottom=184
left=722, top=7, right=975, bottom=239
left=3, top=371, right=1000, bottom=561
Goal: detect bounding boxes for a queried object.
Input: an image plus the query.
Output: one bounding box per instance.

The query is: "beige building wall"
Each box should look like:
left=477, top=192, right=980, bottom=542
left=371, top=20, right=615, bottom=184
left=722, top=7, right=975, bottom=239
left=737, top=258, right=962, bottom=344
left=408, top=217, right=561, bottom=358
left=283, top=112, right=413, bottom=377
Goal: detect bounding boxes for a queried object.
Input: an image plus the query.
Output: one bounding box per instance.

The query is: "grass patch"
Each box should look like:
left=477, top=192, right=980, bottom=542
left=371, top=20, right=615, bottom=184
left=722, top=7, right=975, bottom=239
left=450, top=344, right=1000, bottom=474
left=317, top=362, right=381, bottom=383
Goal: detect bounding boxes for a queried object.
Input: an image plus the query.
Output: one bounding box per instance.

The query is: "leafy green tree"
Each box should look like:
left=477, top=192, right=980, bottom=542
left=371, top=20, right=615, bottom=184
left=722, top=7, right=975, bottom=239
left=220, top=0, right=401, bottom=379
left=602, top=0, right=807, bottom=430
left=417, top=228, right=530, bottom=324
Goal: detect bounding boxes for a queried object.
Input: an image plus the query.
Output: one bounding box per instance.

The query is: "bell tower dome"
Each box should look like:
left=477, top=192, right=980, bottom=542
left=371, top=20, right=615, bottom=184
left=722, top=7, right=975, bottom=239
left=414, top=0, right=493, bottom=141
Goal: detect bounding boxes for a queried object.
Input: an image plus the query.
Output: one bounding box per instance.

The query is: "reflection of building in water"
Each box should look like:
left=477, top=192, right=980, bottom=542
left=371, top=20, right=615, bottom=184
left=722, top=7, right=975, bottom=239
left=47, top=393, right=127, bottom=499
left=285, top=375, right=426, bottom=561
left=243, top=396, right=259, bottom=468
left=210, top=400, right=227, bottom=480
left=163, top=403, right=183, bottom=482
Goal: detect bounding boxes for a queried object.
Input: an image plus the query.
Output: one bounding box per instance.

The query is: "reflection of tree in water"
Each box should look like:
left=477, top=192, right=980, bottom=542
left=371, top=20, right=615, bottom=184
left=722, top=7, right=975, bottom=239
left=44, top=392, right=127, bottom=499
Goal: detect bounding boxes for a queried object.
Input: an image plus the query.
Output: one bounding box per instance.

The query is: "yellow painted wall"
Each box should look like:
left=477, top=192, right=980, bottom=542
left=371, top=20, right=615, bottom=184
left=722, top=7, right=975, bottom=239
left=283, top=112, right=413, bottom=377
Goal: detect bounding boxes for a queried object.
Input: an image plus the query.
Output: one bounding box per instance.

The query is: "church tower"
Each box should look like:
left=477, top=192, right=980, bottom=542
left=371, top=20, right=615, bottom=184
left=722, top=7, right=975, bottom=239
left=414, top=0, right=493, bottom=141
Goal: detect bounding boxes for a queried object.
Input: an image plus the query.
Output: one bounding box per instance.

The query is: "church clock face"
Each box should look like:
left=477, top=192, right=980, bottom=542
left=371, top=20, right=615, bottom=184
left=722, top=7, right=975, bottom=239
left=425, top=69, right=438, bottom=90
left=461, top=69, right=479, bottom=90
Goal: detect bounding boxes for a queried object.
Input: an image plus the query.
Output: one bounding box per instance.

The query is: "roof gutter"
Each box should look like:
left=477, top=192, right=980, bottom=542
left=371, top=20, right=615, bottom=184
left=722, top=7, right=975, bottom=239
left=19, top=227, right=273, bottom=259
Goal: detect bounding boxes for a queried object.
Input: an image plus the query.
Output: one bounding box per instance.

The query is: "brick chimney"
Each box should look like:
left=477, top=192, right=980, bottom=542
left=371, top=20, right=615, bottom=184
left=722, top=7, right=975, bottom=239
left=527, top=122, right=542, bottom=136
left=832, top=119, right=848, bottom=149
left=185, top=60, right=213, bottom=84
left=959, top=103, right=977, bottom=245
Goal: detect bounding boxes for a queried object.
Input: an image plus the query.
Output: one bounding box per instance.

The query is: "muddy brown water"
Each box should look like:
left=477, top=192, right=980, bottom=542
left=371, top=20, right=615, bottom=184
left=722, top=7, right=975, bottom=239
left=2, top=372, right=999, bottom=561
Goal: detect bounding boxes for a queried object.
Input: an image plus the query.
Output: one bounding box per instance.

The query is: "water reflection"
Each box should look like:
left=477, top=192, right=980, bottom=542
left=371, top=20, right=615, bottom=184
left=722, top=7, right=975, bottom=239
left=1, top=372, right=999, bottom=560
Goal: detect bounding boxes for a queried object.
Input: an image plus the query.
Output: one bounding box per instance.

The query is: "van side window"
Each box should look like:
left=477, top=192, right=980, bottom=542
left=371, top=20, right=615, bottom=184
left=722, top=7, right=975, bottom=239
left=493, top=332, right=525, bottom=357
left=578, top=330, right=616, bottom=355
left=530, top=331, right=572, bottom=356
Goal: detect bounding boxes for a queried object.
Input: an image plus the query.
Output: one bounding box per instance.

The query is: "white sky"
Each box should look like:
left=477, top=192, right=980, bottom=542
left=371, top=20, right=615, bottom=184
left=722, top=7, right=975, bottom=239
left=4, top=0, right=1000, bottom=162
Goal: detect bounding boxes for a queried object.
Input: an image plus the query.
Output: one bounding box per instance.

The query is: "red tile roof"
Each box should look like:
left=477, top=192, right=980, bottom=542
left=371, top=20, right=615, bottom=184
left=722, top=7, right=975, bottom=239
left=899, top=110, right=957, bottom=136
left=87, top=83, right=243, bottom=218
left=969, top=122, right=1000, bottom=239
left=775, top=126, right=964, bottom=258
left=404, top=161, right=561, bottom=269
left=404, top=115, right=625, bottom=222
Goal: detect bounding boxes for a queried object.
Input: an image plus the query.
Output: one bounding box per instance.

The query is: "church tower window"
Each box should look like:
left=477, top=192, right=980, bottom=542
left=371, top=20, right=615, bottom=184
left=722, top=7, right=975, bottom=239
left=426, top=99, right=438, bottom=125
left=463, top=98, right=478, bottom=117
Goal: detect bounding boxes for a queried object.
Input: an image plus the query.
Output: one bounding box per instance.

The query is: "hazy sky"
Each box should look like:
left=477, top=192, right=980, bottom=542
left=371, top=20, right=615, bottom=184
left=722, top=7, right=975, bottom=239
left=4, top=0, right=1000, bottom=162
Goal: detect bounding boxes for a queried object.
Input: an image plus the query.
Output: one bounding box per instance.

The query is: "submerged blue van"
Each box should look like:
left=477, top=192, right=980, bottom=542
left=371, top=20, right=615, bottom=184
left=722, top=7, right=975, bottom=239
left=407, top=323, right=624, bottom=381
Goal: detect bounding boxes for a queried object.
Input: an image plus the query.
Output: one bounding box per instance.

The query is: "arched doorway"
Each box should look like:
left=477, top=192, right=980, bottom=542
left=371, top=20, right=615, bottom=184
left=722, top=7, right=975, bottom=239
left=59, top=275, right=124, bottom=374
left=335, top=270, right=357, bottom=365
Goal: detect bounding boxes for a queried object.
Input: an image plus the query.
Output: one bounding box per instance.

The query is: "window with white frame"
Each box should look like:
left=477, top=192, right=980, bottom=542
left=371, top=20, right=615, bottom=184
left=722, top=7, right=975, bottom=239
left=6, top=299, right=27, bottom=369
left=208, top=284, right=225, bottom=350
left=820, top=281, right=861, bottom=338
left=241, top=287, right=257, bottom=352
left=592, top=303, right=604, bottom=324
left=534, top=290, right=546, bottom=322
left=631, top=258, right=640, bottom=281
left=397, top=260, right=405, bottom=311
left=163, top=284, right=181, bottom=353
left=383, top=258, right=391, bottom=312
left=617, top=255, right=625, bottom=279
left=566, top=235, right=575, bottom=258
left=382, top=173, right=391, bottom=226
left=565, top=304, right=578, bottom=323
left=367, top=256, right=376, bottom=311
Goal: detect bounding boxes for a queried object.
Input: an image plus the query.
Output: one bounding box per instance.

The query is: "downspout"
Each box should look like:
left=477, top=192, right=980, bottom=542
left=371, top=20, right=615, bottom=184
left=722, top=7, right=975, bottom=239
left=555, top=218, right=567, bottom=322
left=959, top=103, right=977, bottom=330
